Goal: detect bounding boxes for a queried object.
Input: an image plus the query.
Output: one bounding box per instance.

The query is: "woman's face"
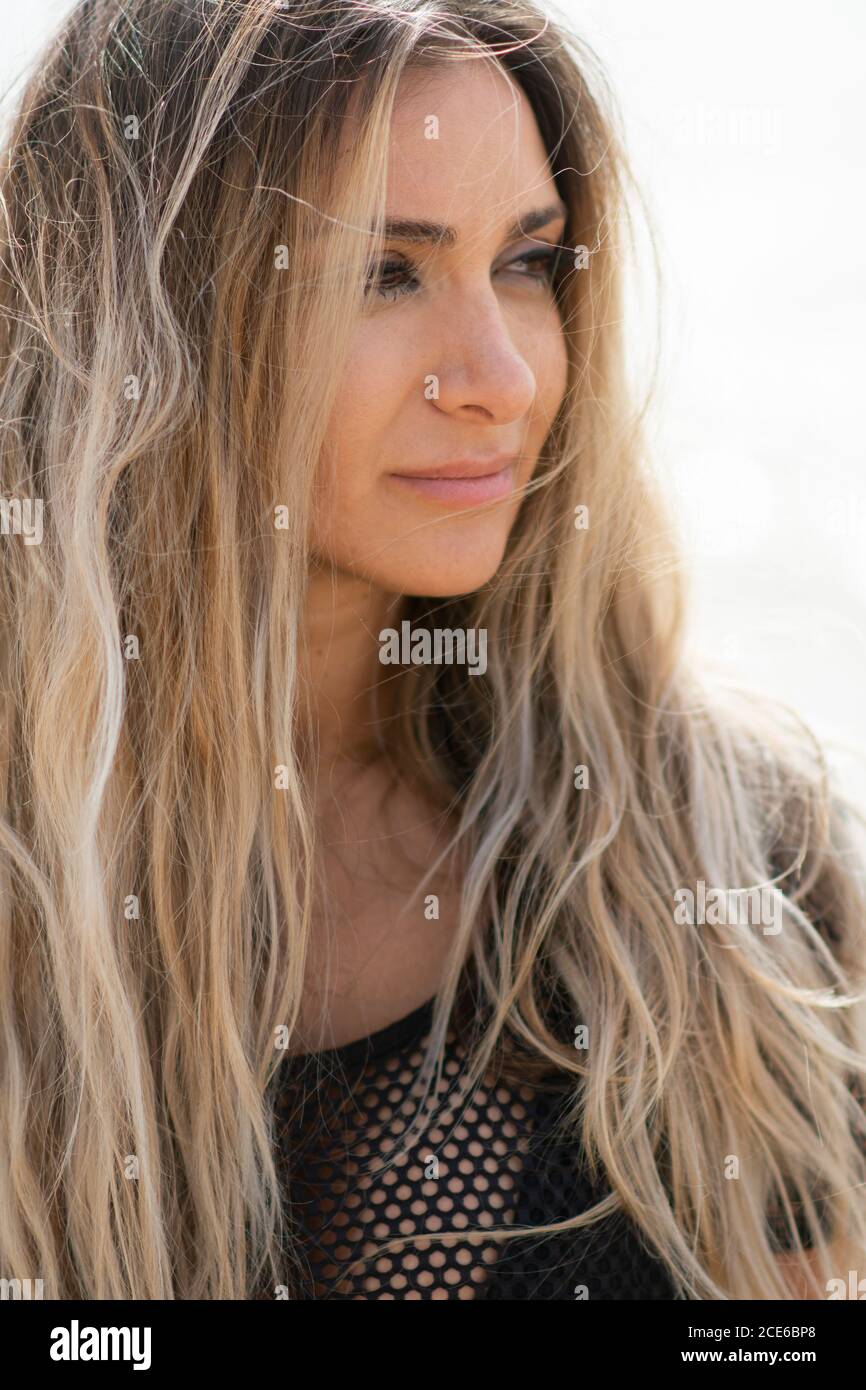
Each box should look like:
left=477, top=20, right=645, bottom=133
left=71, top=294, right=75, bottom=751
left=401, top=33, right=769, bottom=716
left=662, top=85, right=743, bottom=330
left=313, top=60, right=570, bottom=599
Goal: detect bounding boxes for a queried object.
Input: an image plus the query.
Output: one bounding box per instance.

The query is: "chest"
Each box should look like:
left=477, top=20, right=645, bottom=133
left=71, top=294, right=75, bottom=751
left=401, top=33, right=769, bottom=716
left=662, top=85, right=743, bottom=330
left=272, top=1014, right=679, bottom=1301
left=292, top=833, right=465, bottom=1053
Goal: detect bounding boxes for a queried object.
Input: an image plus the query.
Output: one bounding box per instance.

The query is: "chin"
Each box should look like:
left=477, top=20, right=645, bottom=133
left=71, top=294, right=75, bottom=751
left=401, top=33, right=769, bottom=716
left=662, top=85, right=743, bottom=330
left=372, top=530, right=511, bottom=598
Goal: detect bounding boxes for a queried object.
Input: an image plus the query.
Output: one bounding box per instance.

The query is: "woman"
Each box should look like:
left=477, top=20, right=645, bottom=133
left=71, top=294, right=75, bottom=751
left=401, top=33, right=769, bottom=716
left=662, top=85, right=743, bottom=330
left=0, top=0, right=864, bottom=1301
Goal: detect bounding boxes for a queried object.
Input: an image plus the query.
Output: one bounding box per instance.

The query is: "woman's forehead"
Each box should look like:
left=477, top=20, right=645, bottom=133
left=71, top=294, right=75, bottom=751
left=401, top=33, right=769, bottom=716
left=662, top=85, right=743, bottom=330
left=382, top=65, right=558, bottom=231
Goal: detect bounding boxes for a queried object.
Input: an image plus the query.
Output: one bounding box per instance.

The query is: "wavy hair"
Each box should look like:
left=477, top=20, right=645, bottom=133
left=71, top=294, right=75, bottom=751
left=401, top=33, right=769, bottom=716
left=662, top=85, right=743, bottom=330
left=1, top=0, right=864, bottom=1299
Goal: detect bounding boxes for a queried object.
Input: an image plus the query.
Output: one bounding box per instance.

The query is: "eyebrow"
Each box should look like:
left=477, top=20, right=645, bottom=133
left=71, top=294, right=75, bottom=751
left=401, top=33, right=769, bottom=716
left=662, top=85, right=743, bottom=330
left=376, top=200, right=568, bottom=249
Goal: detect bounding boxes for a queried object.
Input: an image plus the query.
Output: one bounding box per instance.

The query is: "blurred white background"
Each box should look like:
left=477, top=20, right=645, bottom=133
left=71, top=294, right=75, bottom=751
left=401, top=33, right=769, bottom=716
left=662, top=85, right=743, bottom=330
left=2, top=1, right=864, bottom=797
left=563, top=0, right=866, bottom=803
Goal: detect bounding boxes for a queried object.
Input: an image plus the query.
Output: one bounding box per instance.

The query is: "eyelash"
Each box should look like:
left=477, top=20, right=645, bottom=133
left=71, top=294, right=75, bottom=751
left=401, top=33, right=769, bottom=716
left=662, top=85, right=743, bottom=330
left=366, top=245, right=564, bottom=302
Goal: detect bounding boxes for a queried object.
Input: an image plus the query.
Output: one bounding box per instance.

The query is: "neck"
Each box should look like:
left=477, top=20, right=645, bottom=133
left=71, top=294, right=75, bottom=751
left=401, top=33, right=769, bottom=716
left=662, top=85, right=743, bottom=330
left=302, top=562, right=404, bottom=774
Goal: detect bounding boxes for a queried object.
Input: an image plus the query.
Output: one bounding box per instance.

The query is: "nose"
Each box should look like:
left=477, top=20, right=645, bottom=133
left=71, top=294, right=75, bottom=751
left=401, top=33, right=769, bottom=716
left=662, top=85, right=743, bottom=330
left=429, top=291, right=539, bottom=424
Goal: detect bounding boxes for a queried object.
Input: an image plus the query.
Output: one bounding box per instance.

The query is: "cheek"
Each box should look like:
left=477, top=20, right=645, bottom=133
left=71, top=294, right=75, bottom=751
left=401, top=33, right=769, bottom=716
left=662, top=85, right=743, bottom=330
left=536, top=318, right=569, bottom=429
left=311, top=332, right=406, bottom=543
left=328, top=337, right=395, bottom=464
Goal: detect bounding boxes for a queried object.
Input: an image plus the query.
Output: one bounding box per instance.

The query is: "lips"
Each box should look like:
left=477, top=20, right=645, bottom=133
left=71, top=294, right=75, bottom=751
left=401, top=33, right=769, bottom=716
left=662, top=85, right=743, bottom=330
left=386, top=457, right=519, bottom=506
left=391, top=455, right=518, bottom=481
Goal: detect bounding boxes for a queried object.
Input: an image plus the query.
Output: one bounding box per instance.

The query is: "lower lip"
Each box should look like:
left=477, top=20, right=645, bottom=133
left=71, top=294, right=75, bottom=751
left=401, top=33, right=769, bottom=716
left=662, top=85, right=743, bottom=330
left=387, top=465, right=516, bottom=505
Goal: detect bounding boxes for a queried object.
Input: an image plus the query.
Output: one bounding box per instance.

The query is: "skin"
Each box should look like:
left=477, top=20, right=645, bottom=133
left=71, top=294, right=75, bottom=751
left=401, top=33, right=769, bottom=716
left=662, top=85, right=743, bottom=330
left=296, top=60, right=569, bottom=1050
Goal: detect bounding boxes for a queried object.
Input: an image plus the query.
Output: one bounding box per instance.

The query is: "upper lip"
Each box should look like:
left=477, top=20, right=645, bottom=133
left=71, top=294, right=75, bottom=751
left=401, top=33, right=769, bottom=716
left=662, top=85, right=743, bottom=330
left=390, top=455, right=518, bottom=480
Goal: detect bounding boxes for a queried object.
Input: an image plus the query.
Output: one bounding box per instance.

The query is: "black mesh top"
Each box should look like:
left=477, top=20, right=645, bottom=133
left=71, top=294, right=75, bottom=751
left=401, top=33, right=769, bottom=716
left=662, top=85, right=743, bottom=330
left=271, top=993, right=679, bottom=1300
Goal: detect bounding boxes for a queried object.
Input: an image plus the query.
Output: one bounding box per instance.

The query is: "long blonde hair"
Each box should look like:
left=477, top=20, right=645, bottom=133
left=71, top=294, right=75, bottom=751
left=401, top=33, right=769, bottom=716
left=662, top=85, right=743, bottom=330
left=1, top=0, right=864, bottom=1299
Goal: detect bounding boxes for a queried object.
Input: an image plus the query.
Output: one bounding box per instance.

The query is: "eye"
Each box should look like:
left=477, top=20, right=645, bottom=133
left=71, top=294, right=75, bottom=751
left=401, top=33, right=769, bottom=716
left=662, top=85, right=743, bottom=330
left=500, top=244, right=564, bottom=286
left=363, top=243, right=566, bottom=304
left=364, top=254, right=420, bottom=302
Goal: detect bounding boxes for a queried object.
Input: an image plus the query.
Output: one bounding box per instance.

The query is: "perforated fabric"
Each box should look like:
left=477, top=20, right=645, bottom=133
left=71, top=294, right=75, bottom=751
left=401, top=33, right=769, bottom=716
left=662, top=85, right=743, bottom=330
left=271, top=996, right=680, bottom=1300
left=267, top=842, right=846, bottom=1300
